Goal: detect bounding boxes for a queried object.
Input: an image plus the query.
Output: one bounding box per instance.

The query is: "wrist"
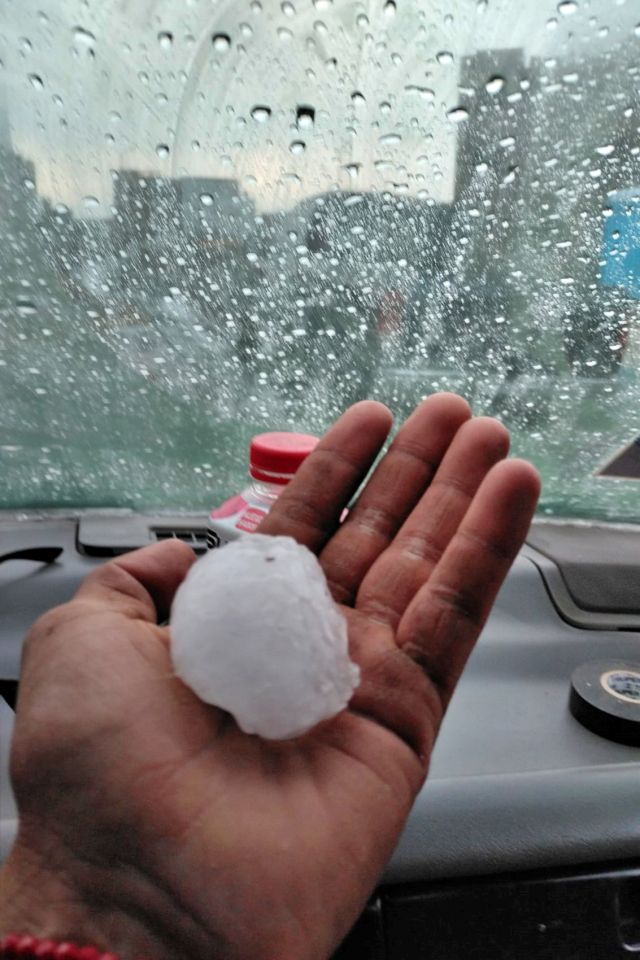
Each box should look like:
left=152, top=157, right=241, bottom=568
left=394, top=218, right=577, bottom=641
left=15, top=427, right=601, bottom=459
left=1, top=934, right=122, bottom=958
left=0, top=831, right=169, bottom=960
left=0, top=840, right=88, bottom=941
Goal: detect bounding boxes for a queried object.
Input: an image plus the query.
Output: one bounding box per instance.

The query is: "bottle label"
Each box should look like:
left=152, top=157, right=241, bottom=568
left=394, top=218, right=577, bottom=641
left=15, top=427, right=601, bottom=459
left=236, top=507, right=268, bottom=533
left=207, top=489, right=271, bottom=547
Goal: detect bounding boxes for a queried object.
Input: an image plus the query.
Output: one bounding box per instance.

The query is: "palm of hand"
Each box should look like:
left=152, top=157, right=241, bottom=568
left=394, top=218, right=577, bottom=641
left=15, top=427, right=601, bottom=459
left=7, top=396, right=539, bottom=960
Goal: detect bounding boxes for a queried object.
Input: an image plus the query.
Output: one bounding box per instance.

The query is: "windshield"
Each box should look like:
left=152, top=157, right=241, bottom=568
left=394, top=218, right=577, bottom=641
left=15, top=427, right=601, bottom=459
left=1, top=0, right=640, bottom=519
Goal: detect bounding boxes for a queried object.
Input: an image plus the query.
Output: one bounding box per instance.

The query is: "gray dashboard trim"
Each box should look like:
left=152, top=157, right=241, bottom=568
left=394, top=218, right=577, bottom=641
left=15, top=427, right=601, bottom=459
left=384, top=763, right=640, bottom=883
left=523, top=543, right=640, bottom=630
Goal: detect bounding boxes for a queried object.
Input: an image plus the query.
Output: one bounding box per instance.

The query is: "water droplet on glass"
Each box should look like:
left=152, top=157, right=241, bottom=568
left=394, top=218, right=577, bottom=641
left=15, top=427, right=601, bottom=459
left=29, top=74, right=44, bottom=90
left=296, top=105, right=315, bottom=129
left=156, top=144, right=170, bottom=159
left=447, top=106, right=469, bottom=123
left=212, top=33, right=231, bottom=51
left=16, top=300, right=38, bottom=317
left=278, top=26, right=293, bottom=40
left=379, top=132, right=402, bottom=145
left=73, top=26, right=95, bottom=47
left=240, top=23, right=254, bottom=37
left=109, top=110, right=121, bottom=123
left=437, top=51, right=454, bottom=65
left=158, top=31, right=174, bottom=49
left=282, top=1, right=296, bottom=15
left=351, top=91, right=366, bottom=105
left=290, top=140, right=306, bottom=154
left=596, top=144, right=615, bottom=156
left=313, top=0, right=332, bottom=8
left=251, top=105, right=272, bottom=122
left=83, top=196, right=100, bottom=209
left=405, top=85, right=435, bottom=101
left=558, top=1, right=578, bottom=15
left=200, top=194, right=214, bottom=206
left=486, top=75, right=505, bottom=95
left=384, top=1, right=397, bottom=16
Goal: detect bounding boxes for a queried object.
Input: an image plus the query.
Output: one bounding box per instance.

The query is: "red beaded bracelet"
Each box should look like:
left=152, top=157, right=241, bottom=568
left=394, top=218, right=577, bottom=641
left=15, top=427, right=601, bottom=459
left=0, top=934, right=148, bottom=960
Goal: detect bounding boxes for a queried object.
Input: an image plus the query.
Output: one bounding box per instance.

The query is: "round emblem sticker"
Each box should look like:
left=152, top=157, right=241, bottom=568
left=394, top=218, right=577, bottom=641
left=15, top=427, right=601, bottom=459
left=601, top=669, right=640, bottom=706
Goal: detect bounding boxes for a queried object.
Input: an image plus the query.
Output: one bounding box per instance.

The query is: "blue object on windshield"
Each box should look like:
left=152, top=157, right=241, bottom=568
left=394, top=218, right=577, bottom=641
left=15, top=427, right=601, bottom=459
left=601, top=187, right=640, bottom=299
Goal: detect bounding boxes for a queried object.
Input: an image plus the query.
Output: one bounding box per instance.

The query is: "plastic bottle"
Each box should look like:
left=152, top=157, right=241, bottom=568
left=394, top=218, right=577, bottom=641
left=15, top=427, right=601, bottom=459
left=206, top=432, right=319, bottom=549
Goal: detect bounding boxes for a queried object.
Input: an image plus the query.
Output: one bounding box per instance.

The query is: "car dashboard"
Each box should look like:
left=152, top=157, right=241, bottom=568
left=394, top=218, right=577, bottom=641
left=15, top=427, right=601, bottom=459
left=1, top=513, right=639, bottom=959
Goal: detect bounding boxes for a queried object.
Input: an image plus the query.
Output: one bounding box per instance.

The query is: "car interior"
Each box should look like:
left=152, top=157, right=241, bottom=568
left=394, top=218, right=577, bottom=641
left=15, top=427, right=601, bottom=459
left=1, top=1, right=639, bottom=958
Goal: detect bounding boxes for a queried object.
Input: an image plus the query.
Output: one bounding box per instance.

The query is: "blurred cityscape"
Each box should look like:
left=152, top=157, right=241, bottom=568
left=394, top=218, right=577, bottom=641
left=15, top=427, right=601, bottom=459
left=1, top=38, right=640, bottom=509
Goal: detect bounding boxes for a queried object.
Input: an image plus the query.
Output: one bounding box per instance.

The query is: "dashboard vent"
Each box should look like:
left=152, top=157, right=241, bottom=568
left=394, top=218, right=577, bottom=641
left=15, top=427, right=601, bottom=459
left=77, top=514, right=211, bottom=556
left=152, top=527, right=208, bottom=552
left=206, top=529, right=221, bottom=550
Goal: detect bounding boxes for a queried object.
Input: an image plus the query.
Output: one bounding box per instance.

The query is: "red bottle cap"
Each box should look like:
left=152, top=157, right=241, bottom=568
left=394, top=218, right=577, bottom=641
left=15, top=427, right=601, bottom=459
left=249, top=432, right=319, bottom=484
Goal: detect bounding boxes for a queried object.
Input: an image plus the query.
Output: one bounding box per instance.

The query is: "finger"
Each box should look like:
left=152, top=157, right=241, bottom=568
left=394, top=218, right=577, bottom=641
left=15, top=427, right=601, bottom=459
left=397, top=458, right=540, bottom=710
left=259, top=401, right=393, bottom=553
left=75, top=539, right=197, bottom=623
left=318, top=394, right=471, bottom=604
left=356, top=417, right=510, bottom=627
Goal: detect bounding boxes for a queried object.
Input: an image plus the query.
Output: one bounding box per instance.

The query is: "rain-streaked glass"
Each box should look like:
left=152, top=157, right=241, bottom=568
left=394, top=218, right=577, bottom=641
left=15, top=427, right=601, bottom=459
left=1, top=0, right=639, bottom=518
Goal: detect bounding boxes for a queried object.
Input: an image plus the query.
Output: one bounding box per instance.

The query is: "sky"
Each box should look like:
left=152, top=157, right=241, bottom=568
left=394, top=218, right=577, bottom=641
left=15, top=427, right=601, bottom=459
left=0, top=0, right=638, bottom=212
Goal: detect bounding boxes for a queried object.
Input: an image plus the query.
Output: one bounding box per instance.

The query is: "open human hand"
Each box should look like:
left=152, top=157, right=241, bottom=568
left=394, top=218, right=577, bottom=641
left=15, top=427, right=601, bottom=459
left=0, top=395, right=540, bottom=960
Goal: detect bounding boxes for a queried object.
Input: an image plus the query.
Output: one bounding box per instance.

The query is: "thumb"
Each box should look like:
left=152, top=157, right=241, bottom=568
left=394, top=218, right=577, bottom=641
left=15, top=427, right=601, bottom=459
left=75, top=540, right=197, bottom=624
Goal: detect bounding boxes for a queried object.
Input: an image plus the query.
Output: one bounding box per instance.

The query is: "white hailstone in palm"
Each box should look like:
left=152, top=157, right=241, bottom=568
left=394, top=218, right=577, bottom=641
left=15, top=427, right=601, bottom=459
left=170, top=534, right=360, bottom=739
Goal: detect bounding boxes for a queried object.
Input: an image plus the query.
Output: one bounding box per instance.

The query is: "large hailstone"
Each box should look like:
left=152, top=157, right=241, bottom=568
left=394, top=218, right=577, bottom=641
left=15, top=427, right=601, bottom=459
left=170, top=534, right=360, bottom=739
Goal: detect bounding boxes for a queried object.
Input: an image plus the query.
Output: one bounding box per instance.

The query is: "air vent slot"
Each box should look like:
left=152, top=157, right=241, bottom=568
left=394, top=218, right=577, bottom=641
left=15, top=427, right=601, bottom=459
left=153, top=527, right=208, bottom=552
left=206, top=530, right=221, bottom=550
